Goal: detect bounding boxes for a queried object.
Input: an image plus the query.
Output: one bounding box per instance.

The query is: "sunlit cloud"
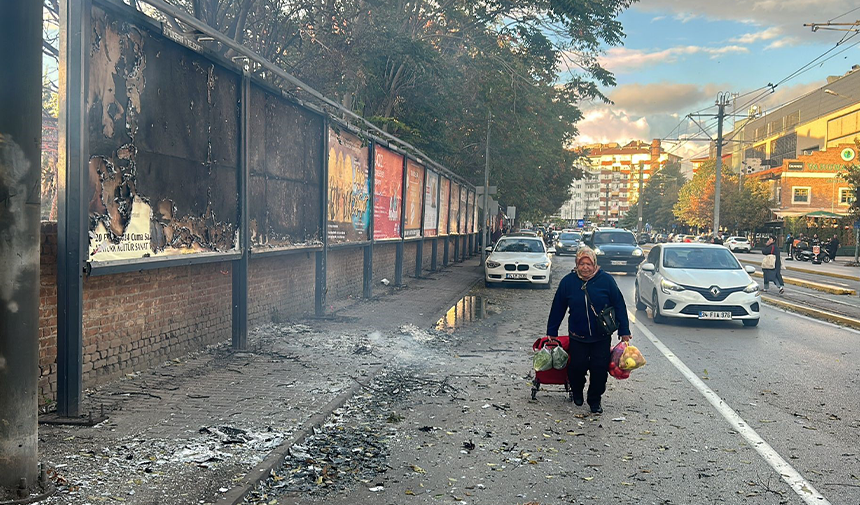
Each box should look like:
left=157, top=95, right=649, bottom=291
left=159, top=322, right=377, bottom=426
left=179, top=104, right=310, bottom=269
left=730, top=26, right=782, bottom=44
left=765, top=37, right=801, bottom=50
left=600, top=45, right=749, bottom=73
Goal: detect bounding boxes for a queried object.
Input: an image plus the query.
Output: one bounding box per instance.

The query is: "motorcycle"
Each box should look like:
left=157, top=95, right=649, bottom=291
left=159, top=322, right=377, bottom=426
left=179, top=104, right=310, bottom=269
left=793, top=241, right=830, bottom=263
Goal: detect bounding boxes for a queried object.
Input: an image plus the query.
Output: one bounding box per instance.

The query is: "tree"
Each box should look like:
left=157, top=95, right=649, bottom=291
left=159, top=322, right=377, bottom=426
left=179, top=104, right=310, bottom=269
left=838, top=140, right=860, bottom=219
left=619, top=162, right=685, bottom=231
left=674, top=160, right=773, bottom=233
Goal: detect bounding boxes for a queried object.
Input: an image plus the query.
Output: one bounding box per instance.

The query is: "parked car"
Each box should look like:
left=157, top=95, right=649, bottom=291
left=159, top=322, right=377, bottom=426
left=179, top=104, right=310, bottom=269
left=637, top=233, right=651, bottom=245
left=555, top=231, right=582, bottom=256
left=485, top=236, right=552, bottom=288
left=725, top=236, right=752, bottom=253
left=634, top=244, right=760, bottom=327
left=584, top=228, right=644, bottom=273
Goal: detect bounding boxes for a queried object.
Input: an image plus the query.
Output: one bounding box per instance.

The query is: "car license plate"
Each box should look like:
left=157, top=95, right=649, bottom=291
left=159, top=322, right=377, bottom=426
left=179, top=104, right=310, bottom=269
left=505, top=273, right=527, bottom=279
left=698, top=311, right=732, bottom=320
left=610, top=260, right=626, bottom=265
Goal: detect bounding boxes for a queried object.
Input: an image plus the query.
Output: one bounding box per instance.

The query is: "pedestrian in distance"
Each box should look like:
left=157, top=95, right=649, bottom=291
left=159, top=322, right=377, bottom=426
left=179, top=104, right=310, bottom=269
left=827, top=234, right=840, bottom=261
left=761, top=235, right=784, bottom=295
left=785, top=232, right=792, bottom=258
left=545, top=247, right=631, bottom=414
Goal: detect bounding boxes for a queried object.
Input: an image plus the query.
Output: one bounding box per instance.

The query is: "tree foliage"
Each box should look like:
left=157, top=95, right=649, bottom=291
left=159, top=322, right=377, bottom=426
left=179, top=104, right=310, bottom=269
left=619, top=162, right=685, bottom=231
left=838, top=139, right=860, bottom=218
left=674, top=160, right=773, bottom=233
left=164, top=0, right=635, bottom=217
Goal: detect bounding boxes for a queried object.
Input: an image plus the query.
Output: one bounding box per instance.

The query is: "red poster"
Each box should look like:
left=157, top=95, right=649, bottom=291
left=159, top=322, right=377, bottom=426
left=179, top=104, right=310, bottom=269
left=404, top=160, right=424, bottom=238
left=373, top=145, right=403, bottom=240
left=439, top=178, right=450, bottom=236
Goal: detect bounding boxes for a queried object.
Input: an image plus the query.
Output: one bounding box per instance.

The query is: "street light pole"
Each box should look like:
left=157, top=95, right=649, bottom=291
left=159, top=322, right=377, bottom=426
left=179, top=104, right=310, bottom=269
left=637, top=161, right=645, bottom=234
left=714, top=93, right=730, bottom=235
left=481, top=110, right=491, bottom=266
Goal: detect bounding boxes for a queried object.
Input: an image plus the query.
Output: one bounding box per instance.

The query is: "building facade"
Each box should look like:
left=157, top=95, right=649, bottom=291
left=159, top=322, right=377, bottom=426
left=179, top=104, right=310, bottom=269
left=564, top=140, right=681, bottom=225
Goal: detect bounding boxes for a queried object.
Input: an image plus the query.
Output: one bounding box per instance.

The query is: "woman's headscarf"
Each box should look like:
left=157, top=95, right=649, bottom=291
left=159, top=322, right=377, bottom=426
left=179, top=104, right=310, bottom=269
left=575, top=246, right=600, bottom=282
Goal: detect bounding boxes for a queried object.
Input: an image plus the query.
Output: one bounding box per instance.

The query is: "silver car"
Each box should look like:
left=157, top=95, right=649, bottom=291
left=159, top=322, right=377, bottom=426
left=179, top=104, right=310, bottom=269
left=634, top=244, right=761, bottom=327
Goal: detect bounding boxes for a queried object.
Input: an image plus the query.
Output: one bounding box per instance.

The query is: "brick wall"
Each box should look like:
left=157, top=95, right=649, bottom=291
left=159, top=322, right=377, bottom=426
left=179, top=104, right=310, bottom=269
left=326, top=247, right=364, bottom=301
left=38, top=223, right=58, bottom=403
left=248, top=253, right=316, bottom=325
left=403, top=241, right=418, bottom=278
left=422, top=238, right=434, bottom=272
left=372, top=242, right=397, bottom=295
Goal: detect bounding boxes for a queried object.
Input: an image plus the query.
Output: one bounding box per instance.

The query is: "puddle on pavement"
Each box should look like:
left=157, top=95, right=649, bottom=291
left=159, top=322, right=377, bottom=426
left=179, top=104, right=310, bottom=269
left=435, top=296, right=488, bottom=332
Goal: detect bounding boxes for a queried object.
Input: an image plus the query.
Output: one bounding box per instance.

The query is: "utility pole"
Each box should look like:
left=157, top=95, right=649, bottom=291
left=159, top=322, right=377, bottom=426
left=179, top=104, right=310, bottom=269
left=0, top=0, right=42, bottom=491
left=714, top=93, right=730, bottom=235
left=481, top=110, right=491, bottom=266
left=637, top=161, right=645, bottom=234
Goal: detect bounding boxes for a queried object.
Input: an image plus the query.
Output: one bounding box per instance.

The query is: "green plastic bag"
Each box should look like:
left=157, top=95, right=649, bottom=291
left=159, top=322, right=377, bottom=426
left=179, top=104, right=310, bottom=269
left=533, top=346, right=553, bottom=372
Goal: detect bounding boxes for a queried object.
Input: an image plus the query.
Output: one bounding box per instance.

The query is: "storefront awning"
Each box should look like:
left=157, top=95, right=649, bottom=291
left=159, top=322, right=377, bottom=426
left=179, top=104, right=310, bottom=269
left=803, top=210, right=847, bottom=218
left=772, top=209, right=848, bottom=218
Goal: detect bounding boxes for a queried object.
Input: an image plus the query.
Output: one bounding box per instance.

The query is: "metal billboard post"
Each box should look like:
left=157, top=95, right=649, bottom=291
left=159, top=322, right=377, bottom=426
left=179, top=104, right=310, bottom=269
left=57, top=0, right=91, bottom=419
left=315, top=120, right=329, bottom=316
left=364, top=143, right=375, bottom=298
left=231, top=73, right=251, bottom=350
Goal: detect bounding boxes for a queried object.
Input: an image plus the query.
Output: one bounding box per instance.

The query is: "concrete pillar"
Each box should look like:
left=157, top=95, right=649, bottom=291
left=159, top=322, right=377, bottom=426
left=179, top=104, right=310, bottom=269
left=0, top=0, right=43, bottom=489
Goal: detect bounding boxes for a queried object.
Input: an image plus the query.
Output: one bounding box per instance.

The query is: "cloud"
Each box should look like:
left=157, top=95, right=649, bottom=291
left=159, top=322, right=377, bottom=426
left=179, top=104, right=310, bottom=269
left=651, top=15, right=666, bottom=22
left=674, top=12, right=699, bottom=23
left=765, top=37, right=800, bottom=50
left=600, top=45, right=749, bottom=72
left=730, top=26, right=782, bottom=44
left=609, top=82, right=724, bottom=116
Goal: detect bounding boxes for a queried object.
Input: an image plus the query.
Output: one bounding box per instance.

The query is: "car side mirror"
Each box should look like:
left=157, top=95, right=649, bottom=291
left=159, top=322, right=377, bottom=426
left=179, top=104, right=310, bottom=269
left=640, top=262, right=656, bottom=272
left=485, top=246, right=493, bottom=253
left=744, top=265, right=756, bottom=274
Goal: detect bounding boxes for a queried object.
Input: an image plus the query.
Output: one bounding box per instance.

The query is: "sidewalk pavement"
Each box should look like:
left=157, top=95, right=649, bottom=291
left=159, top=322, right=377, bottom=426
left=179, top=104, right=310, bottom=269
left=734, top=251, right=860, bottom=281
left=40, top=258, right=484, bottom=505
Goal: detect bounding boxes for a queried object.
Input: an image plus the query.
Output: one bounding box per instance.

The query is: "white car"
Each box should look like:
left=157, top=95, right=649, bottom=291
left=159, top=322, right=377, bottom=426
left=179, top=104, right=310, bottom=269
left=634, top=243, right=761, bottom=327
left=725, top=236, right=751, bottom=253
left=485, top=236, right=552, bottom=289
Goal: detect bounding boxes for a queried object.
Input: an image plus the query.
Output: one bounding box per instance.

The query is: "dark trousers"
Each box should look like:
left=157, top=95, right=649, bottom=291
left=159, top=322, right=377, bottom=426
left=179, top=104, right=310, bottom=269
left=567, top=338, right=611, bottom=406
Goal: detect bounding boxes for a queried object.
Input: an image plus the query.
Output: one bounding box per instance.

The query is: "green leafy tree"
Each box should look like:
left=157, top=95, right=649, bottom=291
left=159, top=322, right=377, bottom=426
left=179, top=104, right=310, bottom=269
left=838, top=140, right=860, bottom=219
left=619, top=162, right=685, bottom=231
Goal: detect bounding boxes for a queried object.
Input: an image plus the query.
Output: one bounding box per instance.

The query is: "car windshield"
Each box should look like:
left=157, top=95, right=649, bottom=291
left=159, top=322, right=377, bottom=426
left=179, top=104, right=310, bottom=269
left=593, top=232, right=636, bottom=245
left=662, top=247, right=741, bottom=270
left=495, top=239, right=545, bottom=253
left=732, top=237, right=749, bottom=242
left=560, top=233, right=580, bottom=240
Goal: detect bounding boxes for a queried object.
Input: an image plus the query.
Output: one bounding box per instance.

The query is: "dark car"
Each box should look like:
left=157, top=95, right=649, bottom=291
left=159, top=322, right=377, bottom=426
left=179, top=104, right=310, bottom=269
left=555, top=232, right=582, bottom=256
left=585, top=229, right=645, bottom=273
left=637, top=233, right=651, bottom=245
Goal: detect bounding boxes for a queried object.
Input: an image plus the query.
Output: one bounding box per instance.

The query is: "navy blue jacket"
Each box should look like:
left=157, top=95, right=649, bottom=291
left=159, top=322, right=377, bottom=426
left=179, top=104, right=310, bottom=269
left=546, top=269, right=630, bottom=343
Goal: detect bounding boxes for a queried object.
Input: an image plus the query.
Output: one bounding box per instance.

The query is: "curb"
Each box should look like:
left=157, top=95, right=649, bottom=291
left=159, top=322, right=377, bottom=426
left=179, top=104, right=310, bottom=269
left=216, top=364, right=385, bottom=505
left=761, top=295, right=860, bottom=330
left=749, top=271, right=856, bottom=295
left=739, top=258, right=860, bottom=282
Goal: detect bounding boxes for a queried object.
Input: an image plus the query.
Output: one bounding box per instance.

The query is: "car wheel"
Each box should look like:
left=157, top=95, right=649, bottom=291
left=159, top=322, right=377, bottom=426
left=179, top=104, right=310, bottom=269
left=742, top=318, right=759, bottom=327
left=635, top=282, right=647, bottom=311
left=652, top=291, right=667, bottom=324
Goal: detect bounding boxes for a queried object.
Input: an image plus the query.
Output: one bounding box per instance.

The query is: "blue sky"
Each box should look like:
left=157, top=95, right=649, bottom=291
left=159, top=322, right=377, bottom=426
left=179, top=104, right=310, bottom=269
left=575, top=0, right=860, bottom=160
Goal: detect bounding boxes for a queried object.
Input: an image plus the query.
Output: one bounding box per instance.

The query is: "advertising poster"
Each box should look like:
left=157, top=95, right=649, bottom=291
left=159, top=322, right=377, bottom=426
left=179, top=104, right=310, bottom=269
left=372, top=145, right=403, bottom=240
left=423, top=170, right=439, bottom=237
left=472, top=191, right=479, bottom=233
left=439, top=177, right=450, bottom=236
left=450, top=183, right=461, bottom=235
left=404, top=159, right=424, bottom=238
left=327, top=128, right=370, bottom=243
left=468, top=191, right=476, bottom=234
left=459, top=186, right=468, bottom=234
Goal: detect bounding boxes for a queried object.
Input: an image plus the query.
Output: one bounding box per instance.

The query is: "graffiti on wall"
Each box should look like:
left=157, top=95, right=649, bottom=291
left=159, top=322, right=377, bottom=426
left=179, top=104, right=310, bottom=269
left=327, top=128, right=370, bottom=243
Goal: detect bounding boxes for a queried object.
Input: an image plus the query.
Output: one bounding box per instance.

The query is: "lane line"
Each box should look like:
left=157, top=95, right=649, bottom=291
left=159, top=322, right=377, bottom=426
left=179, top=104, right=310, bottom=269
left=628, top=310, right=831, bottom=505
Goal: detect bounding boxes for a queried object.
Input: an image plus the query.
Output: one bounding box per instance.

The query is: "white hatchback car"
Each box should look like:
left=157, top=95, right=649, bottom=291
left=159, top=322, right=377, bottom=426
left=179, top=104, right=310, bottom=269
left=485, top=236, right=552, bottom=289
left=725, top=236, right=752, bottom=253
left=634, top=243, right=761, bottom=327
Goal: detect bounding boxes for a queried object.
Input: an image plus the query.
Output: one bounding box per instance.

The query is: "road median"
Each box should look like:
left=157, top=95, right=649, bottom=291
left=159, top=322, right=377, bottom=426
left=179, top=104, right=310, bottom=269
left=761, top=295, right=860, bottom=331
left=739, top=258, right=860, bottom=282
left=749, top=271, right=856, bottom=295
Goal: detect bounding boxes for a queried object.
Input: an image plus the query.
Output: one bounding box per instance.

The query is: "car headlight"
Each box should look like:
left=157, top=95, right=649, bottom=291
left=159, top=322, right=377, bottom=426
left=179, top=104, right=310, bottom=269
left=660, top=278, right=685, bottom=294
left=593, top=247, right=604, bottom=255
left=533, top=262, right=550, bottom=270
left=632, top=248, right=644, bottom=257
left=486, top=260, right=501, bottom=269
left=743, top=282, right=760, bottom=294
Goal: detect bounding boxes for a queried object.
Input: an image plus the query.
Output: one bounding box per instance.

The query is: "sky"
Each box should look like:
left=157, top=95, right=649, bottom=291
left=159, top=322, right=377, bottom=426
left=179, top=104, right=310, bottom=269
left=573, top=0, right=860, bottom=162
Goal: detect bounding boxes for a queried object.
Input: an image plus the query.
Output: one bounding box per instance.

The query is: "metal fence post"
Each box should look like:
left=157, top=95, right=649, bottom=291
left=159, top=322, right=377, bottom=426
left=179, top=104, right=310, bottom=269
left=315, top=121, right=329, bottom=316
left=364, top=142, right=375, bottom=298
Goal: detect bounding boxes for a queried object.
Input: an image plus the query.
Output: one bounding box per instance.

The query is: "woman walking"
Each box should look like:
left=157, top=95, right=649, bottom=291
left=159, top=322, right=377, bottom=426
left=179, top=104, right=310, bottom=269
left=761, top=235, right=784, bottom=294
left=545, top=247, right=630, bottom=414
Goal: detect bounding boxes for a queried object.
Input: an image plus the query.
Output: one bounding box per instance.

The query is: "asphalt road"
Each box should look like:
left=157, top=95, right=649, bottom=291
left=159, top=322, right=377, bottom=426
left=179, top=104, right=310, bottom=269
left=305, top=255, right=858, bottom=505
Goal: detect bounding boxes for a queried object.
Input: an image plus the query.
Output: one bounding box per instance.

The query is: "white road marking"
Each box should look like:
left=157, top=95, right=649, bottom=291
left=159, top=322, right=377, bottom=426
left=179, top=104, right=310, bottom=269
left=628, top=310, right=831, bottom=505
